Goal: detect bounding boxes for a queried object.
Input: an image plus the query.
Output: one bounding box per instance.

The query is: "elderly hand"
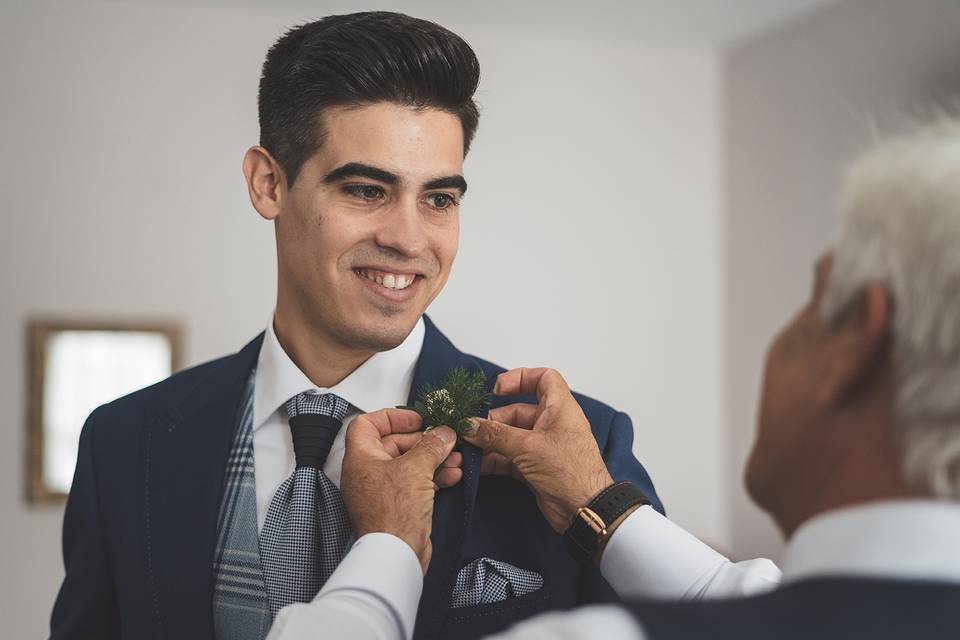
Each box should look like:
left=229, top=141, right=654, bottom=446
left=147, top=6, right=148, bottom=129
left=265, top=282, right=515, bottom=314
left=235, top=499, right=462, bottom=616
left=462, top=368, right=614, bottom=534
left=341, top=409, right=461, bottom=574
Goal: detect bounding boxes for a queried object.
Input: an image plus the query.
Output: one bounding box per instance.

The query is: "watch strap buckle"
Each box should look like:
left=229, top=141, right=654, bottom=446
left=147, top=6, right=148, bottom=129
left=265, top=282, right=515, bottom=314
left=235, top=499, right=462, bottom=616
left=575, top=506, right=608, bottom=536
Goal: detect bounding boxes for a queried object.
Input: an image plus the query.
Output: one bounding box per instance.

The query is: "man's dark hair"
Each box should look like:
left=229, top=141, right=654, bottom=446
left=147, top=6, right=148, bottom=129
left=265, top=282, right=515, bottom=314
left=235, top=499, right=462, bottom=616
left=259, top=11, right=481, bottom=185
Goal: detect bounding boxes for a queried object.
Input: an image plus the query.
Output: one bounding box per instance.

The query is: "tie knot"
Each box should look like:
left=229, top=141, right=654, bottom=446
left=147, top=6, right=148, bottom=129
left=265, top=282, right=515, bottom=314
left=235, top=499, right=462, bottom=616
left=285, top=392, right=350, bottom=421
left=284, top=392, right=350, bottom=469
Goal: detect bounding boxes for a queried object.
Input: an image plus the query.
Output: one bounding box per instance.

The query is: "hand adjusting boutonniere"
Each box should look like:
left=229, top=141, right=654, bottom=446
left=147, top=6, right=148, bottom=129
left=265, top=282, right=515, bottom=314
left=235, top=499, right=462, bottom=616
left=407, top=367, right=491, bottom=436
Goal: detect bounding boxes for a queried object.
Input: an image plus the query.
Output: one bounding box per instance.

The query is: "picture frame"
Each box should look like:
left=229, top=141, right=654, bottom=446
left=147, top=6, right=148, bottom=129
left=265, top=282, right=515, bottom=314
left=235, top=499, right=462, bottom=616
left=26, top=319, right=183, bottom=503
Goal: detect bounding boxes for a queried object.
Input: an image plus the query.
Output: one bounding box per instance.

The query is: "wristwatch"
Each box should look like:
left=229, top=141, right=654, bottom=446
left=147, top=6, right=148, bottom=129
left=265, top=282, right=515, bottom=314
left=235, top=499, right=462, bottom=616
left=563, top=481, right=650, bottom=563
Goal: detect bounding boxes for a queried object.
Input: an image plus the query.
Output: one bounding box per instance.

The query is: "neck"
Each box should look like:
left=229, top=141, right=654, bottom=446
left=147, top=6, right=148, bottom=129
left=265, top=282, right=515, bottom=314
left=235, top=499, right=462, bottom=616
left=272, top=307, right=375, bottom=389
left=775, top=420, right=917, bottom=539
left=776, top=370, right=924, bottom=538
left=777, top=476, right=918, bottom=540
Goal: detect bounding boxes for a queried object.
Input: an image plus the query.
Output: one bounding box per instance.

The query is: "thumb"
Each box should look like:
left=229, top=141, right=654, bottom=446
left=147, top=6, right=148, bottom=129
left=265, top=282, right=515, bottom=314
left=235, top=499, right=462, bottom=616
left=402, top=426, right=457, bottom=473
left=462, top=417, right=527, bottom=459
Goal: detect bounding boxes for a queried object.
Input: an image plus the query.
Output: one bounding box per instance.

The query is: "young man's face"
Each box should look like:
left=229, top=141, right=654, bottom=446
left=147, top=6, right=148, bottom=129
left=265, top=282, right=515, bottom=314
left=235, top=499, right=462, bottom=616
left=276, top=103, right=465, bottom=353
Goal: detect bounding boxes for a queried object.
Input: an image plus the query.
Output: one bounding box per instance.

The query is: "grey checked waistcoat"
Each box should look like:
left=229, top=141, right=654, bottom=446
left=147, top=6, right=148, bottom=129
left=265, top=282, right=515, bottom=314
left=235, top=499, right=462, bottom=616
left=212, top=372, right=272, bottom=640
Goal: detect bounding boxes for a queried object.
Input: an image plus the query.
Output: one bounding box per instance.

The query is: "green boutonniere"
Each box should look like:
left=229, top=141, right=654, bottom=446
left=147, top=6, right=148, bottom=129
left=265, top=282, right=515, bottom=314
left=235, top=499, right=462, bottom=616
left=407, top=367, right=491, bottom=436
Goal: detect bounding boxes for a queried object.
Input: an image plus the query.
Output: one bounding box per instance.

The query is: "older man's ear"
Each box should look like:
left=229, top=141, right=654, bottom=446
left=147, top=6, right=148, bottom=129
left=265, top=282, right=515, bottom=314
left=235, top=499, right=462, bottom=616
left=820, top=282, right=893, bottom=410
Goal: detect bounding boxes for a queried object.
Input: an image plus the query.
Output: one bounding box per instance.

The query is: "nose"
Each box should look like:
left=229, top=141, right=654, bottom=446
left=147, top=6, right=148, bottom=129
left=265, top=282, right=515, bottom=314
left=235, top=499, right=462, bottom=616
left=374, top=196, right=428, bottom=258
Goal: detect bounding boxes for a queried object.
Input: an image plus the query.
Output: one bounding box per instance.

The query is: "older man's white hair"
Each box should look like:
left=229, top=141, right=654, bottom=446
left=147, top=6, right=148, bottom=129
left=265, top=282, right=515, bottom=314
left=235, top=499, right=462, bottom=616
left=824, top=117, right=960, bottom=499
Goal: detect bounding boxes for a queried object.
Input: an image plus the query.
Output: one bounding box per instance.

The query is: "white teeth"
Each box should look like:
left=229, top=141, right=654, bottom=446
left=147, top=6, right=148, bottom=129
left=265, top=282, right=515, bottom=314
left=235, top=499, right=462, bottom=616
left=359, top=269, right=415, bottom=290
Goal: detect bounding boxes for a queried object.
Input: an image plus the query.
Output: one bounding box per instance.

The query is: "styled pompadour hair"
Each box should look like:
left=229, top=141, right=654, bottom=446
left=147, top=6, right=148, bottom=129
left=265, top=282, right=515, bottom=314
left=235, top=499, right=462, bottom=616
left=258, top=11, right=481, bottom=185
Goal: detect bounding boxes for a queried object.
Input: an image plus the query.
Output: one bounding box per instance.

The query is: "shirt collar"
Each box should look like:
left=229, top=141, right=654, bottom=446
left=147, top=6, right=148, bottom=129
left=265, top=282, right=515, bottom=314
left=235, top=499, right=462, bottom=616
left=252, top=315, right=425, bottom=430
left=781, top=499, right=960, bottom=584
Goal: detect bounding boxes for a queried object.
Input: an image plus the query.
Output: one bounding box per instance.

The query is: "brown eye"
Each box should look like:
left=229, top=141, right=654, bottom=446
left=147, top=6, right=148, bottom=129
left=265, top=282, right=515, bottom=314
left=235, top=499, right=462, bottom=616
left=344, top=184, right=384, bottom=200
left=427, top=193, right=457, bottom=210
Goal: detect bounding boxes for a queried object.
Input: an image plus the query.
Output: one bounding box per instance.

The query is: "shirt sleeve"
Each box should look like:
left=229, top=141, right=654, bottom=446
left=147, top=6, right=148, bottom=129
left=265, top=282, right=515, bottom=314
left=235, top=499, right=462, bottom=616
left=600, top=506, right=782, bottom=600
left=486, top=605, right=645, bottom=640
left=266, top=533, right=423, bottom=640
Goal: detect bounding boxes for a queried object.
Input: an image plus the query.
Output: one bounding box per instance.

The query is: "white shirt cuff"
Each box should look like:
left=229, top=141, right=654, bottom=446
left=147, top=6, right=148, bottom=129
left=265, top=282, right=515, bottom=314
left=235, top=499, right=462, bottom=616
left=486, top=604, right=645, bottom=640
left=600, top=505, right=781, bottom=600
left=317, top=532, right=424, bottom=638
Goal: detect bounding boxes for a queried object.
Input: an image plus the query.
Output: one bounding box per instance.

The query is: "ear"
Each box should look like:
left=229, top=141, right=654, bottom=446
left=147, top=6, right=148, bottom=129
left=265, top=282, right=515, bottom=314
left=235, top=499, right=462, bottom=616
left=819, top=283, right=892, bottom=408
left=242, top=146, right=287, bottom=221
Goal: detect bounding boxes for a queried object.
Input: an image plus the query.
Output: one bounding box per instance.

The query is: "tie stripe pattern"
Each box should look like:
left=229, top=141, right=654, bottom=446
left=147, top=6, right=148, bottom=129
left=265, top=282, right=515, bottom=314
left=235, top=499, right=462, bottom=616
left=212, top=371, right=272, bottom=640
left=284, top=394, right=351, bottom=469
left=259, top=392, right=353, bottom=617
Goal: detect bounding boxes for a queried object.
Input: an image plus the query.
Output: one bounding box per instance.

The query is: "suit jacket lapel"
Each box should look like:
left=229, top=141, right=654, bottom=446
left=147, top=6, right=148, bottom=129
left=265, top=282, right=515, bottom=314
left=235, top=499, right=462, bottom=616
left=411, top=316, right=489, bottom=640
left=144, top=334, right=264, bottom=638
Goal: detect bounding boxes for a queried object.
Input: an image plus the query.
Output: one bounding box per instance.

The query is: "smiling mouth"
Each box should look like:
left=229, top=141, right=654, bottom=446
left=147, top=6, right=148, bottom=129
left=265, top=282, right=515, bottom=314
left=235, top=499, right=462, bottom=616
left=354, top=267, right=421, bottom=291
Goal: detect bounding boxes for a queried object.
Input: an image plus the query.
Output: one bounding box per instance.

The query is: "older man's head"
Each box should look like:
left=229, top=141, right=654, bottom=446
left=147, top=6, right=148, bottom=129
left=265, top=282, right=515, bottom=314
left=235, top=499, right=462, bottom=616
left=746, top=119, right=960, bottom=536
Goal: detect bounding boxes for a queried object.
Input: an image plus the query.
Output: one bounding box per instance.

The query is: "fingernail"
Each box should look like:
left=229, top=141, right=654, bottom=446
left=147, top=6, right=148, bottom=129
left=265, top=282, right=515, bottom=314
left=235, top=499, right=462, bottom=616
left=463, top=418, right=479, bottom=437
left=434, top=426, right=456, bottom=444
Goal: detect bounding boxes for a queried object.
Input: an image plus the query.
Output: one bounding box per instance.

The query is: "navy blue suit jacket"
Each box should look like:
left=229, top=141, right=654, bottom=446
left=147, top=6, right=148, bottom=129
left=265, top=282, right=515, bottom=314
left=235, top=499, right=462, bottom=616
left=50, top=316, right=662, bottom=640
left=629, top=578, right=960, bottom=639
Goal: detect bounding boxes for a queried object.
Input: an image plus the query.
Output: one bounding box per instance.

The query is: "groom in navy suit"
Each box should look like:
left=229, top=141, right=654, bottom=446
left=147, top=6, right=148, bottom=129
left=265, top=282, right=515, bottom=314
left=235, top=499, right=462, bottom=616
left=49, top=12, right=661, bottom=640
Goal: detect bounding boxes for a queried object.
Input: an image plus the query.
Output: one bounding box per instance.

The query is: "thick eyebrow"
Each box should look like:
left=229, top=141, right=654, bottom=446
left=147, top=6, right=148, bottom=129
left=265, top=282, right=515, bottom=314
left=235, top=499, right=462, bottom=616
left=424, top=175, right=468, bottom=195
left=322, top=162, right=399, bottom=185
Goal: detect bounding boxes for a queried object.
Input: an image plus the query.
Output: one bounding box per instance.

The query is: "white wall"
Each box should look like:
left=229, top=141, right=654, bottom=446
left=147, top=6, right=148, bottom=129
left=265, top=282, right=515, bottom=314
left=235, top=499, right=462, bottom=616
left=438, top=35, right=724, bottom=547
left=0, top=1, right=721, bottom=635
left=724, top=0, right=960, bottom=561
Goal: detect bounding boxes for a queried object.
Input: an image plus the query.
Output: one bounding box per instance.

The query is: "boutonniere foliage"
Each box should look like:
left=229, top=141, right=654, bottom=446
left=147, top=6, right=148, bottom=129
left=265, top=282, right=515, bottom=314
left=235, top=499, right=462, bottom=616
left=411, top=367, right=490, bottom=436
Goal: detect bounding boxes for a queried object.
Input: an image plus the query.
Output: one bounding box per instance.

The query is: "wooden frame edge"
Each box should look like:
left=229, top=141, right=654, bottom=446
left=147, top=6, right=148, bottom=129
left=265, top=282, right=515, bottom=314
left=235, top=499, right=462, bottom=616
left=24, top=318, right=184, bottom=505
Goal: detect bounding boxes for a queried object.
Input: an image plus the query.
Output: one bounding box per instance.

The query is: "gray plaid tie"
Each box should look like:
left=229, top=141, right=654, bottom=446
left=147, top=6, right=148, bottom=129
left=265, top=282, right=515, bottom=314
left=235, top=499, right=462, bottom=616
left=258, top=392, right=352, bottom=617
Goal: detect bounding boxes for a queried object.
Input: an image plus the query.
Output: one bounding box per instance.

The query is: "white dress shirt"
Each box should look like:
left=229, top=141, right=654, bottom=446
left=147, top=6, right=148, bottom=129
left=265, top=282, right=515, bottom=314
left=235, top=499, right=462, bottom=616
left=266, top=504, right=781, bottom=640
left=267, top=499, right=960, bottom=639
left=494, top=499, right=960, bottom=640
left=252, top=315, right=425, bottom=529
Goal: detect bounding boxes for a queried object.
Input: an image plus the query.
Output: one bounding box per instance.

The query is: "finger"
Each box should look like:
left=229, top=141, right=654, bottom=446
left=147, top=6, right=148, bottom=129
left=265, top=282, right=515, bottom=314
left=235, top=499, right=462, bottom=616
left=344, top=415, right=391, bottom=458
left=384, top=439, right=466, bottom=462
left=381, top=408, right=424, bottom=434
left=480, top=451, right=511, bottom=475
left=351, top=408, right=423, bottom=441
left=402, top=426, right=457, bottom=472
left=381, top=432, right=424, bottom=458
left=345, top=409, right=422, bottom=457
left=493, top=368, right=572, bottom=407
left=480, top=452, right=525, bottom=482
left=488, top=403, right=538, bottom=429
left=442, top=451, right=463, bottom=469
left=435, top=466, right=463, bottom=488
left=461, top=417, right=528, bottom=458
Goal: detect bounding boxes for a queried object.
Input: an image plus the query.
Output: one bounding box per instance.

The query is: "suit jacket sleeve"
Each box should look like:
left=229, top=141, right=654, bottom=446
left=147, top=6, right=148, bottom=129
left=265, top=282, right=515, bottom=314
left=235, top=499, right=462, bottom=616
left=603, top=411, right=664, bottom=515
left=50, top=409, right=121, bottom=639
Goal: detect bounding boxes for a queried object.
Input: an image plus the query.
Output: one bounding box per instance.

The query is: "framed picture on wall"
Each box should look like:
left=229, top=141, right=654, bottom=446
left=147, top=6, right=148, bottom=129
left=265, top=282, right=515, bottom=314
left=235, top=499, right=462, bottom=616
left=26, top=319, right=183, bottom=503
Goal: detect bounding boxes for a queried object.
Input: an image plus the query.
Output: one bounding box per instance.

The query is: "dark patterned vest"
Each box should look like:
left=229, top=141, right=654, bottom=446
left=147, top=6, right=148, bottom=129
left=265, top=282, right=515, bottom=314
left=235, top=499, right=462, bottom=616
left=629, top=578, right=960, bottom=639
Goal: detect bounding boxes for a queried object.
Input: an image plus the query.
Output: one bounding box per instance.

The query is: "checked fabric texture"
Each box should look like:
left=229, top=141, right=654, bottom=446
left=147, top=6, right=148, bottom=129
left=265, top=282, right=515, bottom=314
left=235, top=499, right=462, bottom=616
left=451, top=558, right=544, bottom=608
left=259, top=391, right=353, bottom=617
left=212, top=371, right=272, bottom=640
left=211, top=378, right=540, bottom=635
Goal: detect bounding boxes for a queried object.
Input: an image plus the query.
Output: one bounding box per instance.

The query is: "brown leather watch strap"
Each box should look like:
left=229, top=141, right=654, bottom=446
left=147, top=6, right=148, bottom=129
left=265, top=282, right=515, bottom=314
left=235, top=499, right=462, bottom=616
left=563, top=481, right=651, bottom=564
